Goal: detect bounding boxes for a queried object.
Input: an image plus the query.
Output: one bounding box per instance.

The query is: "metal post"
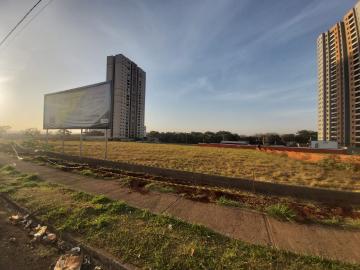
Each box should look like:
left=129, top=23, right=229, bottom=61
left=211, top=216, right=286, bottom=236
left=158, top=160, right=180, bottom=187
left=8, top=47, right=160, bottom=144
left=104, top=129, right=108, bottom=159
left=80, top=129, right=83, bottom=157
left=46, top=129, right=49, bottom=147
left=62, top=129, right=65, bottom=154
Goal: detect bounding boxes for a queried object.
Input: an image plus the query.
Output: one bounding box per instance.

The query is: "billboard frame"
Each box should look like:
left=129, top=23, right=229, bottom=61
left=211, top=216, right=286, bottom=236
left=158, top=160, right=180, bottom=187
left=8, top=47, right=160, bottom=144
left=43, top=80, right=114, bottom=159
left=43, top=81, right=113, bottom=130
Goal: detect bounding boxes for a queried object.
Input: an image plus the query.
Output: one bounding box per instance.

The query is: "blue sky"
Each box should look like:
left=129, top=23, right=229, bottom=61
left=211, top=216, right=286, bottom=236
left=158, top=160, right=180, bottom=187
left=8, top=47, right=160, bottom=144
left=0, top=0, right=357, bottom=134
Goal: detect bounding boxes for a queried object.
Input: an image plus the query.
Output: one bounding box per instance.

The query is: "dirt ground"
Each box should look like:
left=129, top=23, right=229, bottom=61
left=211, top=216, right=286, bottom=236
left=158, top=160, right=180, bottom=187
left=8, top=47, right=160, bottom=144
left=0, top=198, right=59, bottom=270
left=263, top=148, right=360, bottom=164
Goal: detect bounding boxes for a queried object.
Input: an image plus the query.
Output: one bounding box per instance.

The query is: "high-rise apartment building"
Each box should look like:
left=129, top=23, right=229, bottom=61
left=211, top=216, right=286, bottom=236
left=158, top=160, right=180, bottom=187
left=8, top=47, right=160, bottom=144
left=317, top=1, right=360, bottom=147
left=106, top=54, right=146, bottom=139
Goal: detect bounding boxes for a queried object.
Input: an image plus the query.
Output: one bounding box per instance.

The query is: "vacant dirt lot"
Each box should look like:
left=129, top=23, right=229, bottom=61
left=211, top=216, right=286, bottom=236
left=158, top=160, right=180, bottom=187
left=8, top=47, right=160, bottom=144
left=262, top=148, right=360, bottom=164
left=43, top=140, right=360, bottom=191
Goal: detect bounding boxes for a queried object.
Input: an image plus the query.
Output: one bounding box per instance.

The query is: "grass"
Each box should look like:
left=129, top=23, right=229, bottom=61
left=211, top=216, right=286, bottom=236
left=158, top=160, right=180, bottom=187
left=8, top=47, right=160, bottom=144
left=34, top=140, right=360, bottom=191
left=144, top=182, right=176, bottom=193
left=266, top=204, right=297, bottom=221
left=0, top=164, right=18, bottom=175
left=0, top=165, right=359, bottom=269
left=80, top=169, right=97, bottom=177
left=6, top=152, right=360, bottom=229
left=216, top=196, right=241, bottom=207
left=346, top=218, right=360, bottom=228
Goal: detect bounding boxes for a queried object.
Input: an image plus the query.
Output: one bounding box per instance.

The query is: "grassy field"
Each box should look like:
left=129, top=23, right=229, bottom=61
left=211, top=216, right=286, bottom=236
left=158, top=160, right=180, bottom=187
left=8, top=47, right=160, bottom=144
left=43, top=140, right=360, bottom=191
left=0, top=165, right=358, bottom=270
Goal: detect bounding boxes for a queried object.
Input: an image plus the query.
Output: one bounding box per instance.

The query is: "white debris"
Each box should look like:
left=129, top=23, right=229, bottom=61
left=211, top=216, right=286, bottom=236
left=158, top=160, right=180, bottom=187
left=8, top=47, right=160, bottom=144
left=70, top=246, right=81, bottom=254
left=54, top=254, right=83, bottom=270
left=34, top=226, right=47, bottom=238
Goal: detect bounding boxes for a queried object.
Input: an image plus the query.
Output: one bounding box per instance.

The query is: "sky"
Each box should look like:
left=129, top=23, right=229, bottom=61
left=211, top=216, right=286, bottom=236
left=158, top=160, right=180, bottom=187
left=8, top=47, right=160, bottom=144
left=0, top=0, right=357, bottom=134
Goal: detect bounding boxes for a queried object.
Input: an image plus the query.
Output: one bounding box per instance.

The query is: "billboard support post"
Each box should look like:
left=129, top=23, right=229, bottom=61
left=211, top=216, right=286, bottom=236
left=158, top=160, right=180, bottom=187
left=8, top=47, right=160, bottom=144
left=80, top=129, right=83, bottom=157
left=46, top=129, right=49, bottom=146
left=62, top=129, right=65, bottom=154
left=104, top=129, right=108, bottom=159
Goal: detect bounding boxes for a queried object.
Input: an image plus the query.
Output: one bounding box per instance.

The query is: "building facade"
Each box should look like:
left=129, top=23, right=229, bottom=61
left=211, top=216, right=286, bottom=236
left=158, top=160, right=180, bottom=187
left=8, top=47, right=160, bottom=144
left=106, top=54, right=146, bottom=139
left=317, top=1, right=360, bottom=147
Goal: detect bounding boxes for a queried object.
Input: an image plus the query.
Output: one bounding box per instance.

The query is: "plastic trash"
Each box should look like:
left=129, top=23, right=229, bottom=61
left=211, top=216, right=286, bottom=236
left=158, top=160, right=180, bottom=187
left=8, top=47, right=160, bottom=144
left=54, top=254, right=83, bottom=270
left=9, top=214, right=21, bottom=224
left=70, top=246, right=81, bottom=254
left=34, top=226, right=47, bottom=238
left=43, top=233, right=57, bottom=243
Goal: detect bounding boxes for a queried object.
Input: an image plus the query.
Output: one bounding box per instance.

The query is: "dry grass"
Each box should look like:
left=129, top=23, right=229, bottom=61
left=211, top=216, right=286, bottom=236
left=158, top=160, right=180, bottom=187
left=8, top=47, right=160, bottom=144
left=34, top=140, right=360, bottom=191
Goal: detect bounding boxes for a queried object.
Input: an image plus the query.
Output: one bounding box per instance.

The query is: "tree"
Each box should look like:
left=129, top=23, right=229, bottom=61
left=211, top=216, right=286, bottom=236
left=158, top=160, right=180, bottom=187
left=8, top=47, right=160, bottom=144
left=24, top=128, right=41, bottom=138
left=281, top=134, right=296, bottom=144
left=295, top=130, right=317, bottom=144
left=260, top=133, right=282, bottom=145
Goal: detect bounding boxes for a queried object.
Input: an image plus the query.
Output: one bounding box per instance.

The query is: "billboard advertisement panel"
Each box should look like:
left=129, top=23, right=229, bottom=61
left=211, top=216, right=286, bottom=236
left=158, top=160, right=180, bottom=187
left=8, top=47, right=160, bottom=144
left=43, top=81, right=112, bottom=129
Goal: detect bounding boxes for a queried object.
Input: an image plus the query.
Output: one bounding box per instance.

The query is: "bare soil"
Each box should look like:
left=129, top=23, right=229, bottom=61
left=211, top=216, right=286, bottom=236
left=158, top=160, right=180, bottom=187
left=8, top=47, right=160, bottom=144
left=0, top=197, right=59, bottom=270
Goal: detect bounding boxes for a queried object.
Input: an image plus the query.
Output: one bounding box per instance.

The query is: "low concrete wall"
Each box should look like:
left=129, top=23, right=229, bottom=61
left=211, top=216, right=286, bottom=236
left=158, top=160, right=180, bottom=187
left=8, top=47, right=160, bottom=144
left=16, top=148, right=360, bottom=206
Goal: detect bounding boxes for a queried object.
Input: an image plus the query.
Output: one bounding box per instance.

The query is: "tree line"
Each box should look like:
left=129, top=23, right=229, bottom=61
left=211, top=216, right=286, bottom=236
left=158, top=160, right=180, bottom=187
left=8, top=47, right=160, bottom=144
left=146, top=130, right=318, bottom=146
left=0, top=126, right=318, bottom=146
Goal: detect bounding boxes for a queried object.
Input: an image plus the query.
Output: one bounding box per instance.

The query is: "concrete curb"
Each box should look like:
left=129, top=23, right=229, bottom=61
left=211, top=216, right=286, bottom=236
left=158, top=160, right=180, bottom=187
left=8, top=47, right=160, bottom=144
left=0, top=193, right=137, bottom=270
left=22, top=148, right=360, bottom=205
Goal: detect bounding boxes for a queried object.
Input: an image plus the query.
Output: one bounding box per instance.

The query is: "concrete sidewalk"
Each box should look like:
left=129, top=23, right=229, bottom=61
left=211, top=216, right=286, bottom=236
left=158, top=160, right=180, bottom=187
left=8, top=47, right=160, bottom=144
left=0, top=153, right=359, bottom=264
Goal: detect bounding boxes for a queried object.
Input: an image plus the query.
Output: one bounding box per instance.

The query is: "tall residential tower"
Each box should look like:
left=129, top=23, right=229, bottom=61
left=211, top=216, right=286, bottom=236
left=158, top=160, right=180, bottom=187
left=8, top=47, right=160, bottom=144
left=106, top=54, right=146, bottom=139
left=317, top=1, right=360, bottom=147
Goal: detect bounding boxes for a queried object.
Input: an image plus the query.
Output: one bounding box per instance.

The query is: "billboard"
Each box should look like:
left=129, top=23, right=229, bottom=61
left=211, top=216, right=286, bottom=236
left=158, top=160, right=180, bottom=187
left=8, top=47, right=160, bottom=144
left=43, top=81, right=112, bottom=129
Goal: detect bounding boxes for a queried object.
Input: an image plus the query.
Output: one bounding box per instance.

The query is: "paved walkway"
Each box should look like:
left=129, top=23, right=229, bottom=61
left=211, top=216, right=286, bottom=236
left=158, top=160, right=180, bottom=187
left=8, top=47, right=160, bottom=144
left=0, top=153, right=360, bottom=264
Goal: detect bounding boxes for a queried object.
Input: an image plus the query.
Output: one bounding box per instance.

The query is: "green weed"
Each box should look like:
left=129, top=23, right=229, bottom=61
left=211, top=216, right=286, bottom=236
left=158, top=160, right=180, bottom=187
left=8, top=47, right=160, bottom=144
left=266, top=204, right=297, bottom=221
left=216, top=196, right=241, bottom=207
left=80, top=169, right=96, bottom=177
left=91, top=195, right=112, bottom=204
left=21, top=174, right=42, bottom=182
left=144, top=182, right=176, bottom=193
left=72, top=191, right=93, bottom=202
left=345, top=218, right=360, bottom=229
left=0, top=165, right=17, bottom=175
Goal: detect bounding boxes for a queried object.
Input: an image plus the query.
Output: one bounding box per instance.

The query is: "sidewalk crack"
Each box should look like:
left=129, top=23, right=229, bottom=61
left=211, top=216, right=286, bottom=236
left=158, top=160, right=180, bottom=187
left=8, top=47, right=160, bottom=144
left=263, top=214, right=275, bottom=248
left=161, top=196, right=182, bottom=214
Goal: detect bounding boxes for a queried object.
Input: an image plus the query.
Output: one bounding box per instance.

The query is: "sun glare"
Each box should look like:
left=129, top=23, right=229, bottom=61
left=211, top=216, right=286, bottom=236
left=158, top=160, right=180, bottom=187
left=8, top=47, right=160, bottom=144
left=0, top=91, right=3, bottom=106
left=0, top=87, right=5, bottom=106
left=0, top=77, right=10, bottom=107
